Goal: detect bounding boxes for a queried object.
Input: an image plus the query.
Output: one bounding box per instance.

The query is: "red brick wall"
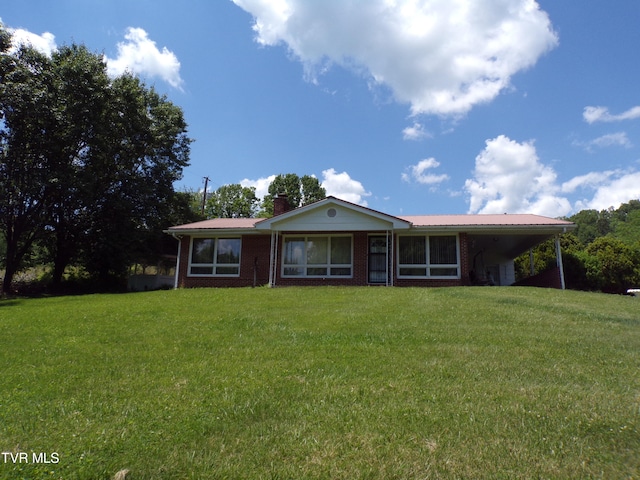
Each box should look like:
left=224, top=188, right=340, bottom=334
left=177, top=231, right=470, bottom=288
left=177, top=234, right=271, bottom=288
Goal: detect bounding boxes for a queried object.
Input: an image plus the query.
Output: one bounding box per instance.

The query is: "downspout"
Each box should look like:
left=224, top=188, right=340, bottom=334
left=170, top=233, right=183, bottom=289
left=253, top=257, right=258, bottom=288
left=555, top=234, right=566, bottom=290
left=269, top=230, right=279, bottom=287
left=268, top=231, right=275, bottom=287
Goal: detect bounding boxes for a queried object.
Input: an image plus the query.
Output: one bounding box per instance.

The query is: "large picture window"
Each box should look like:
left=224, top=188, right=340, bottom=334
left=397, top=235, right=459, bottom=278
left=282, top=235, right=352, bottom=277
left=189, top=238, right=241, bottom=276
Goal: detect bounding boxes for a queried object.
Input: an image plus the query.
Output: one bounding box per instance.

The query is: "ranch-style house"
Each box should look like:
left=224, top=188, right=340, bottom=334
left=164, top=195, right=575, bottom=289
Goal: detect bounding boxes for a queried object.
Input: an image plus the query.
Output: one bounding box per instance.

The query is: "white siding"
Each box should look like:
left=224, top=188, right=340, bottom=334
left=270, top=205, right=395, bottom=232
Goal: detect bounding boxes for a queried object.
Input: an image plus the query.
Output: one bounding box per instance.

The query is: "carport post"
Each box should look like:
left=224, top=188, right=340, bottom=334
left=555, top=234, right=566, bottom=290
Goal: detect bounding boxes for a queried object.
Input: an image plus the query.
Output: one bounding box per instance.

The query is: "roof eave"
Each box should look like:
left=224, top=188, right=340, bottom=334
left=408, top=224, right=575, bottom=234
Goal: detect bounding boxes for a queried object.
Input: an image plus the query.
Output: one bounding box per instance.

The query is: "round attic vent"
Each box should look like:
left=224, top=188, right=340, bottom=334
left=327, top=208, right=337, bottom=218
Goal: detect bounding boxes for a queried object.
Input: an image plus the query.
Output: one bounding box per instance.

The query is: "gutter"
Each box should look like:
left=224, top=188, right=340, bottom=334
left=408, top=224, right=576, bottom=235
left=163, top=228, right=262, bottom=236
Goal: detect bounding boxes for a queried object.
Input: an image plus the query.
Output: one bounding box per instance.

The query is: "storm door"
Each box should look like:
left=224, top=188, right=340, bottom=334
left=368, top=235, right=388, bottom=284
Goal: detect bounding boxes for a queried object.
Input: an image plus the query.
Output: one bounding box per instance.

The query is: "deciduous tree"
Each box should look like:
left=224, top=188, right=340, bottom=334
left=0, top=33, right=57, bottom=293
left=80, top=74, right=190, bottom=286
left=259, top=173, right=326, bottom=217
left=205, top=184, right=258, bottom=218
left=584, top=236, right=640, bottom=294
left=0, top=26, right=191, bottom=293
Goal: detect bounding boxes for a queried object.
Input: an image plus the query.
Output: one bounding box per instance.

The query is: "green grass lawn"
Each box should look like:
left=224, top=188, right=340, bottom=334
left=0, top=286, right=638, bottom=479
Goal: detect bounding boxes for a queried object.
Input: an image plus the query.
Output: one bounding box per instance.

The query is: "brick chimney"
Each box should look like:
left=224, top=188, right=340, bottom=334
left=273, top=193, right=291, bottom=216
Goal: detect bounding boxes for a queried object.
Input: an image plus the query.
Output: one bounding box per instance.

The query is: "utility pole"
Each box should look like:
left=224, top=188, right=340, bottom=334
left=201, top=176, right=210, bottom=216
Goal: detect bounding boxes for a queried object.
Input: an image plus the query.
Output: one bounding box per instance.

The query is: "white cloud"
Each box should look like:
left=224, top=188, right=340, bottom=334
left=242, top=170, right=371, bottom=205
left=464, top=135, right=571, bottom=216
left=561, top=171, right=619, bottom=194
left=105, top=27, right=184, bottom=90
left=573, top=132, right=633, bottom=152
left=240, top=174, right=277, bottom=200
left=232, top=0, right=558, bottom=116
left=402, top=158, right=449, bottom=185
left=589, top=132, right=632, bottom=149
left=574, top=172, right=640, bottom=212
left=402, top=122, right=432, bottom=141
left=7, top=27, right=57, bottom=56
left=321, top=168, right=371, bottom=206
left=583, top=105, right=640, bottom=124
left=2, top=24, right=183, bottom=89
left=465, top=135, right=640, bottom=216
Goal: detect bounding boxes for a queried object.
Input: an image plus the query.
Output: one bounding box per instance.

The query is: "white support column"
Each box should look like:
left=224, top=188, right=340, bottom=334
left=555, top=234, right=566, bottom=290
left=268, top=231, right=276, bottom=287
left=385, top=230, right=390, bottom=286
left=390, top=230, right=394, bottom=287
left=274, top=231, right=279, bottom=287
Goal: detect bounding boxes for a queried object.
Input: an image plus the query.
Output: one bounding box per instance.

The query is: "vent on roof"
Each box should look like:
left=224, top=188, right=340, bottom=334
left=327, top=208, right=337, bottom=218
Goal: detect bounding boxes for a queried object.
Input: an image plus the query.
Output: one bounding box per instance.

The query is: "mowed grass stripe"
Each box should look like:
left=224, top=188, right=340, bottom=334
left=0, top=287, right=638, bottom=479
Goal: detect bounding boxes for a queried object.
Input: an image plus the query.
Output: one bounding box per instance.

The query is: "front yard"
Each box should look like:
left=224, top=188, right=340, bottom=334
left=0, top=286, right=638, bottom=479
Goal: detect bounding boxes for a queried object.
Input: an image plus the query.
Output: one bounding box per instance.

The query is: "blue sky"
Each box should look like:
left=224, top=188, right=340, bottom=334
left=2, top=0, right=640, bottom=216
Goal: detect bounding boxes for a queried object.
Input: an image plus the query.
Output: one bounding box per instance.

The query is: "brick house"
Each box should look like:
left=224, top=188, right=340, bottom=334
left=164, top=196, right=575, bottom=289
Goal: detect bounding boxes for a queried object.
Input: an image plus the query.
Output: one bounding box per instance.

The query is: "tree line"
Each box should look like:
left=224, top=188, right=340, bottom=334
left=0, top=26, right=195, bottom=294
left=515, top=200, right=640, bottom=294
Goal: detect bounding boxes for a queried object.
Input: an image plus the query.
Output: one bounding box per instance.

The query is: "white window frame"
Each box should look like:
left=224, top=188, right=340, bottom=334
left=397, top=234, right=460, bottom=279
left=281, top=234, right=353, bottom=278
left=188, top=237, right=242, bottom=277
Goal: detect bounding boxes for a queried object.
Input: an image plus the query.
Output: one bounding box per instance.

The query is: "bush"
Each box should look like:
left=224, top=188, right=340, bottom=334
left=584, top=236, right=640, bottom=294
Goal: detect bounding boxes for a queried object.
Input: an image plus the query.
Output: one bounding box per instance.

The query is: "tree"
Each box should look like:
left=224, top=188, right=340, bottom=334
left=44, top=44, right=112, bottom=287
left=79, top=74, right=191, bottom=286
left=584, top=236, right=640, bottom=294
left=0, top=26, right=10, bottom=52
left=610, top=200, right=640, bottom=246
left=300, top=175, right=326, bottom=205
left=611, top=199, right=640, bottom=223
left=0, top=26, right=191, bottom=292
left=569, top=209, right=611, bottom=245
left=173, top=187, right=207, bottom=222
left=0, top=31, right=57, bottom=293
left=133, top=189, right=204, bottom=272
left=205, top=184, right=258, bottom=218
left=259, top=173, right=326, bottom=217
left=612, top=209, right=640, bottom=246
